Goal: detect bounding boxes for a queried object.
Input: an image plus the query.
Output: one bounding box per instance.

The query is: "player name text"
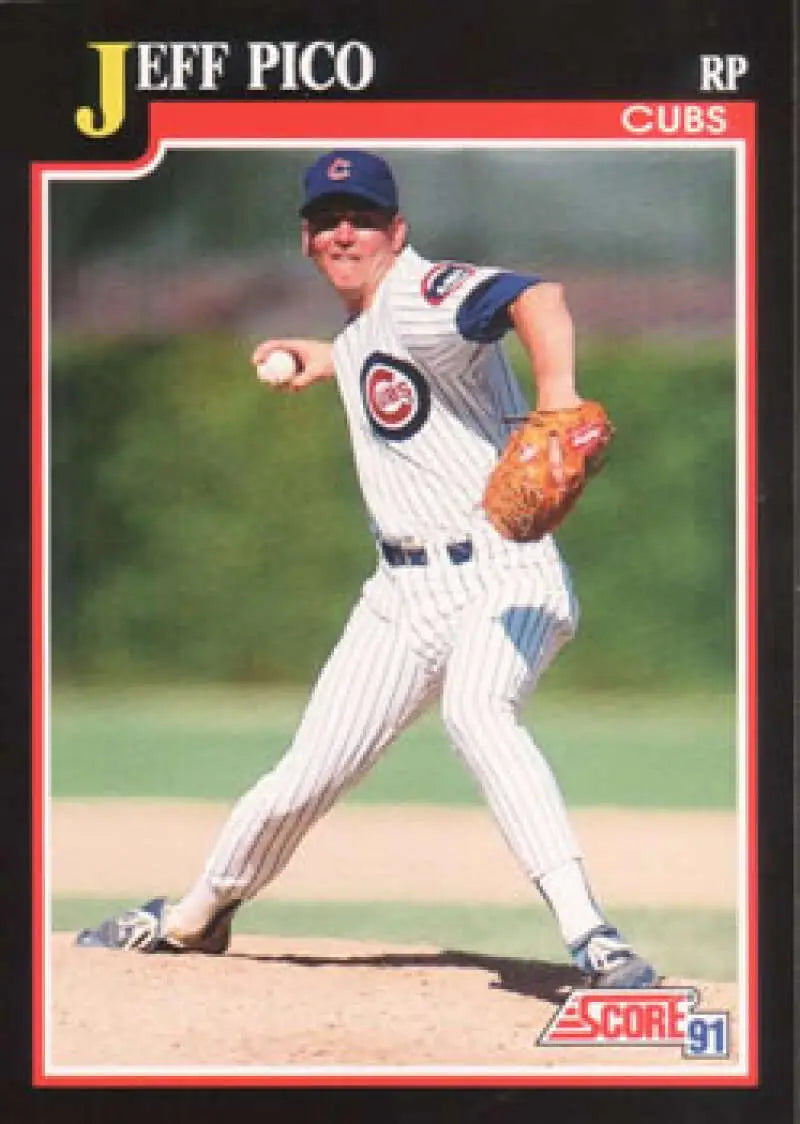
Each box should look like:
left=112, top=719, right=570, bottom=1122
left=75, top=40, right=376, bottom=138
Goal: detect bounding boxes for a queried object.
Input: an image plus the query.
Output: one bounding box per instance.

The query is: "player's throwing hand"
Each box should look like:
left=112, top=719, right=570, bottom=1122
left=251, top=337, right=335, bottom=391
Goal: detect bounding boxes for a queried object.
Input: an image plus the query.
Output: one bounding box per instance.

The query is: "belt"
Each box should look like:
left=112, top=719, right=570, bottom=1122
left=380, top=538, right=473, bottom=567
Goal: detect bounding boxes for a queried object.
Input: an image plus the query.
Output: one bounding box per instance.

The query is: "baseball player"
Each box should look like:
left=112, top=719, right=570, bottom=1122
left=77, top=149, right=658, bottom=989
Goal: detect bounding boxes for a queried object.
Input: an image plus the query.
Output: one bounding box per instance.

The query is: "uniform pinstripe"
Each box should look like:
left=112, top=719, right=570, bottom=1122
left=199, top=244, right=587, bottom=907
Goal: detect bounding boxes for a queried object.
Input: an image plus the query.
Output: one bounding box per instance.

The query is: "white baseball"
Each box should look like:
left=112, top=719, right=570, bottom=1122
left=256, top=349, right=298, bottom=385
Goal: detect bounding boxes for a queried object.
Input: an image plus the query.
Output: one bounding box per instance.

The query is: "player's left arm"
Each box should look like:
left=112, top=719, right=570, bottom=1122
left=397, top=264, right=578, bottom=413
left=482, top=281, right=614, bottom=538
left=507, top=283, right=583, bottom=411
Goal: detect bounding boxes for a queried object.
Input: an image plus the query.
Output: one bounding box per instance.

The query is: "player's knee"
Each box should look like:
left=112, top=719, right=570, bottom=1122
left=441, top=689, right=515, bottom=752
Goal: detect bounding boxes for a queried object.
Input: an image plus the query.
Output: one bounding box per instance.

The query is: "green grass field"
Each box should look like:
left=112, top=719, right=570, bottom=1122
left=53, top=898, right=736, bottom=982
left=51, top=686, right=739, bottom=979
left=50, top=685, right=736, bottom=807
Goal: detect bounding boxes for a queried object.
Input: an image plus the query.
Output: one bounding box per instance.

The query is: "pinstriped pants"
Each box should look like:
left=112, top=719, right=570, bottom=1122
left=202, top=534, right=583, bottom=904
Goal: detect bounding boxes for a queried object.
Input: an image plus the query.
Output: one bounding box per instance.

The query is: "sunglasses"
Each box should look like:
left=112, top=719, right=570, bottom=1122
left=306, top=206, right=395, bottom=232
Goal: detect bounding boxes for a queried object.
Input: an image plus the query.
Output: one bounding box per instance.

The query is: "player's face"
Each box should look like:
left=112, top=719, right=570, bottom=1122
left=302, top=201, right=407, bottom=312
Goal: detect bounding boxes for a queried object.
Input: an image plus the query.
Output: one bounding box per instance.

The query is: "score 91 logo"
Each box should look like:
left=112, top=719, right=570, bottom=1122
left=539, top=988, right=731, bottom=1058
left=683, top=1010, right=730, bottom=1059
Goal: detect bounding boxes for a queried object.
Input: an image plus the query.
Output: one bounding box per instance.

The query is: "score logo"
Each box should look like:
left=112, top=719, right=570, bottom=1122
left=621, top=104, right=728, bottom=136
left=538, top=987, right=730, bottom=1058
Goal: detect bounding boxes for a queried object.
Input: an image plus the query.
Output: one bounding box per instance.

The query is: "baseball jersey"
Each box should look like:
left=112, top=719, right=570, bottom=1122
left=331, top=245, right=539, bottom=542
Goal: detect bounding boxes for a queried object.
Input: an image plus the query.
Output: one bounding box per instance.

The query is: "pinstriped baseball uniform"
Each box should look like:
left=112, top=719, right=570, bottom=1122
left=76, top=150, right=656, bottom=985
left=200, top=245, right=586, bottom=905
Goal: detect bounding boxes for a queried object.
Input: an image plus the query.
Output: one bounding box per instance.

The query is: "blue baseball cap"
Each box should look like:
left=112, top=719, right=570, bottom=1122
left=300, top=149, right=399, bottom=217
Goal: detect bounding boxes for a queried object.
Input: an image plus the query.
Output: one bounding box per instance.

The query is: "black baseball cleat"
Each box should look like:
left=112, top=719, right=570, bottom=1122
left=75, top=897, right=237, bottom=955
left=569, top=925, right=660, bottom=988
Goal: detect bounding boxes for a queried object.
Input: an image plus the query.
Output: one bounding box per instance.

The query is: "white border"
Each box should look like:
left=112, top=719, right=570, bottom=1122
left=38, top=135, right=750, bottom=1082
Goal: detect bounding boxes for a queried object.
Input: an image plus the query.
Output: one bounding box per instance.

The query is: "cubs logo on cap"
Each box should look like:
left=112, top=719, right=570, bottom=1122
left=327, top=157, right=352, bottom=181
left=300, top=149, right=399, bottom=216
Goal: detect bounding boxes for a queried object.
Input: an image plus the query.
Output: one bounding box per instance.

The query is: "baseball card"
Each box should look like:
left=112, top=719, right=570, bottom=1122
left=1, top=0, right=793, bottom=1117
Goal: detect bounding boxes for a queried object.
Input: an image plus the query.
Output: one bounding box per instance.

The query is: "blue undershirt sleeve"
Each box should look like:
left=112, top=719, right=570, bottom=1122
left=455, top=272, right=541, bottom=342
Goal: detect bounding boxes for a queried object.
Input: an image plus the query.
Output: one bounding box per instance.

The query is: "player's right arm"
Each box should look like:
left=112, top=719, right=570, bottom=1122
left=251, top=337, right=335, bottom=391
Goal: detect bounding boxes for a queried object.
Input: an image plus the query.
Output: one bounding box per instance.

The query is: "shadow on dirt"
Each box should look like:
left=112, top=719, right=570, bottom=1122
left=230, top=947, right=583, bottom=1004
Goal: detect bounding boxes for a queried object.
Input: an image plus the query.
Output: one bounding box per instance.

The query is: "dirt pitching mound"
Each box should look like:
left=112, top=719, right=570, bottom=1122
left=50, top=933, right=738, bottom=1072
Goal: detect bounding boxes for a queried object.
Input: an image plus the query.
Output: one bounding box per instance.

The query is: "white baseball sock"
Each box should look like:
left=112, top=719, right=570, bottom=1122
left=537, top=858, right=608, bottom=947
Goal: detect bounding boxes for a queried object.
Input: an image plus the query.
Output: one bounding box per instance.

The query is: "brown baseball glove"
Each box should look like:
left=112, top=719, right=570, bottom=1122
left=483, top=400, right=614, bottom=542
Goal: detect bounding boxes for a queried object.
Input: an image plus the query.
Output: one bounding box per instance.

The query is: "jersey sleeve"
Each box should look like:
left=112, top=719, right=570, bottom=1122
left=391, top=258, right=540, bottom=369
left=455, top=272, right=541, bottom=342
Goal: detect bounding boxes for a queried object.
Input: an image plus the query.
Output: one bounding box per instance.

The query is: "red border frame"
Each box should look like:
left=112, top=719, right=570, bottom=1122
left=30, top=99, right=758, bottom=1089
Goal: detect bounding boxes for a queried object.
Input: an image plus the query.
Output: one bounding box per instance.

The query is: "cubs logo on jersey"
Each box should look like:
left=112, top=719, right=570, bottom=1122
left=360, top=351, right=431, bottom=441
left=421, top=262, right=476, bottom=306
